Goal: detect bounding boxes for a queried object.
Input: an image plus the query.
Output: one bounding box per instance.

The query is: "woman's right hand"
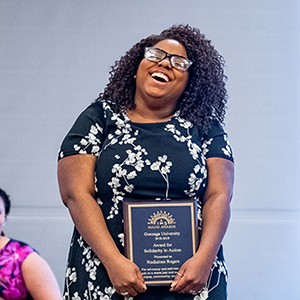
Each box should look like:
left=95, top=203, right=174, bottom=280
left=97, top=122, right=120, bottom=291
left=104, top=254, right=147, bottom=297
left=58, top=155, right=147, bottom=298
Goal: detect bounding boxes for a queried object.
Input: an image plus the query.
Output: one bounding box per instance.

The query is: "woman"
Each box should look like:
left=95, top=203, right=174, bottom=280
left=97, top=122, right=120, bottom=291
left=0, top=188, right=62, bottom=300
left=58, top=24, right=234, bottom=300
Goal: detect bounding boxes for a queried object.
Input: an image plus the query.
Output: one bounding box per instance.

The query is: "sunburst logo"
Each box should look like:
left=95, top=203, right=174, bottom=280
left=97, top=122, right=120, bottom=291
left=148, top=211, right=176, bottom=226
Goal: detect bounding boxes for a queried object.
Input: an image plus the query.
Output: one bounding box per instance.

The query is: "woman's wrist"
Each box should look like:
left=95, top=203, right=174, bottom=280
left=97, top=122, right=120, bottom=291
left=100, top=250, right=125, bottom=269
left=194, top=245, right=218, bottom=270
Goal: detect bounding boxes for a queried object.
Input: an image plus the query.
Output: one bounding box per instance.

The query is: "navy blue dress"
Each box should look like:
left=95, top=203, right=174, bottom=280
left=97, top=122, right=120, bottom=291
left=59, top=100, right=234, bottom=300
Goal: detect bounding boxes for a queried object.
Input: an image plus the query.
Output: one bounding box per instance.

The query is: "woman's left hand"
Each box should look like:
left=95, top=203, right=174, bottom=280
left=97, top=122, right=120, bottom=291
left=170, top=157, right=234, bottom=295
left=169, top=254, right=211, bottom=294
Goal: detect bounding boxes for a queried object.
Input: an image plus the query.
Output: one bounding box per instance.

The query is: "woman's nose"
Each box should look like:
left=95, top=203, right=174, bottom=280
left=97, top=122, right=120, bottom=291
left=158, top=58, right=172, bottom=69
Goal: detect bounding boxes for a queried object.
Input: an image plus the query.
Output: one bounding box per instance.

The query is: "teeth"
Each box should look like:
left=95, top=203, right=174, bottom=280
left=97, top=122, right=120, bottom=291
left=151, top=72, right=169, bottom=82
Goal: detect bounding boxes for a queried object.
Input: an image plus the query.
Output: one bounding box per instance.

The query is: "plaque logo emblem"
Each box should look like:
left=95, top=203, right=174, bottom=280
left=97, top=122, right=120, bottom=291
left=148, top=211, right=176, bottom=229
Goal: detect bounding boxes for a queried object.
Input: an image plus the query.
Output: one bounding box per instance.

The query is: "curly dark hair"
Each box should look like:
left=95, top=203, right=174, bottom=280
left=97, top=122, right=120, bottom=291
left=97, top=24, right=228, bottom=132
left=0, top=188, right=11, bottom=216
left=0, top=188, right=10, bottom=236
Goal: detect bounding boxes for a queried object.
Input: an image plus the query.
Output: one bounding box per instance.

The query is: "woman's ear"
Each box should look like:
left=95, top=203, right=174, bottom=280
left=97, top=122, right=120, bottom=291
left=133, top=75, right=136, bottom=79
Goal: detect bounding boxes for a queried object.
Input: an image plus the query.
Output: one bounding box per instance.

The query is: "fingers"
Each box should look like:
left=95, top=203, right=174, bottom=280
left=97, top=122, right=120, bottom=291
left=136, top=270, right=147, bottom=292
left=170, top=272, right=185, bottom=291
left=121, top=291, right=130, bottom=297
left=118, top=285, right=147, bottom=298
left=116, top=285, right=146, bottom=297
left=173, top=276, right=206, bottom=295
left=108, top=258, right=147, bottom=297
left=170, top=271, right=206, bottom=294
left=115, top=271, right=147, bottom=297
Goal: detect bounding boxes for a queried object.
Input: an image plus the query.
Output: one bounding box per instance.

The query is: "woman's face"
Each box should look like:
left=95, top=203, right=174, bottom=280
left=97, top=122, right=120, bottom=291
left=0, top=197, right=6, bottom=232
left=134, top=39, right=189, bottom=113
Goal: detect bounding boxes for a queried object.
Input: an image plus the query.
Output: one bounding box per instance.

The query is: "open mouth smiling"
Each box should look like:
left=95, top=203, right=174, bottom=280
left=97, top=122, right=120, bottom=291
left=151, top=72, right=170, bottom=83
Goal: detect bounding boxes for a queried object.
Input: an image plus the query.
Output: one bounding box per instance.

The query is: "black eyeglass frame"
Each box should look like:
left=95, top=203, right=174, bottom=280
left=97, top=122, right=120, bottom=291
left=144, top=47, right=193, bottom=71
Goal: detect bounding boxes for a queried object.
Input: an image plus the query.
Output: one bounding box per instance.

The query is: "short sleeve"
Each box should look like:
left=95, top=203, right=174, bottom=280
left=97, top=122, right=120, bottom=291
left=201, top=120, right=234, bottom=162
left=58, top=102, right=106, bottom=160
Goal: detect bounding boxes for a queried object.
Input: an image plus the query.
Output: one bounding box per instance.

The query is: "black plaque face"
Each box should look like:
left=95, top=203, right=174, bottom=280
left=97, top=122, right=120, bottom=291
left=123, top=200, right=199, bottom=286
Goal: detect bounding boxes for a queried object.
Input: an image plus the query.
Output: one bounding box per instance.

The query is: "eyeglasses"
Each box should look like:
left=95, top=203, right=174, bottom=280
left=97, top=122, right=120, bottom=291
left=144, top=47, right=193, bottom=72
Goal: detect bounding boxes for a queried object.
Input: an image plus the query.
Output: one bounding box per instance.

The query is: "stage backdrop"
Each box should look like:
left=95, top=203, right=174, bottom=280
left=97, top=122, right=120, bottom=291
left=1, top=1, right=299, bottom=299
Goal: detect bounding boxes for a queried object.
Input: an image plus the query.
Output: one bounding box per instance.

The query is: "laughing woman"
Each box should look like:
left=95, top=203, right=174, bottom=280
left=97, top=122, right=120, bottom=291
left=58, top=24, right=234, bottom=300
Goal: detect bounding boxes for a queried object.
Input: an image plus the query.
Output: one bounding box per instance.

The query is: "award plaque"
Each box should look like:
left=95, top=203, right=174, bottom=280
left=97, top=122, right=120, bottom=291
left=123, top=199, right=199, bottom=286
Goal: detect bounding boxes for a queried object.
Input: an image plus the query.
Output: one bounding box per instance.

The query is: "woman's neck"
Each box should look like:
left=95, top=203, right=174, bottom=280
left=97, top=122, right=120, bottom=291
left=127, top=110, right=173, bottom=123
left=0, top=236, right=10, bottom=250
left=129, top=95, right=177, bottom=123
left=127, top=104, right=175, bottom=123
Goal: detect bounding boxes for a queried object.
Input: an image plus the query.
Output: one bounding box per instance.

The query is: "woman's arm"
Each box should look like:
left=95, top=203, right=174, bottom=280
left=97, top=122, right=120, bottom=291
left=57, top=154, right=146, bottom=297
left=170, top=157, right=234, bottom=293
left=22, top=252, right=62, bottom=300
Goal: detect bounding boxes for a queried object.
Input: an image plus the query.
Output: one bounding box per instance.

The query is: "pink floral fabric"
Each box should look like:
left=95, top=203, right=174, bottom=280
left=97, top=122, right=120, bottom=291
left=0, top=239, right=35, bottom=300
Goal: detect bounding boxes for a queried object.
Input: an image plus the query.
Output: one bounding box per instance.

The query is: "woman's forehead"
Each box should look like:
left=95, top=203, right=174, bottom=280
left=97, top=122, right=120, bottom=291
left=153, top=39, right=187, bottom=56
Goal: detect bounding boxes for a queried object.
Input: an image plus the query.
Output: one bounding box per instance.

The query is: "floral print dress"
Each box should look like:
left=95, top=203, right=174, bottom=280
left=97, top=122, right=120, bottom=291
left=0, top=239, right=35, bottom=300
left=58, top=100, right=234, bottom=300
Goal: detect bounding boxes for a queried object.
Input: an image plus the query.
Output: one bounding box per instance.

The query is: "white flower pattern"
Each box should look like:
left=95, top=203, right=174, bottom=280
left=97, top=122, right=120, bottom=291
left=165, top=118, right=207, bottom=199
left=149, top=155, right=173, bottom=199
